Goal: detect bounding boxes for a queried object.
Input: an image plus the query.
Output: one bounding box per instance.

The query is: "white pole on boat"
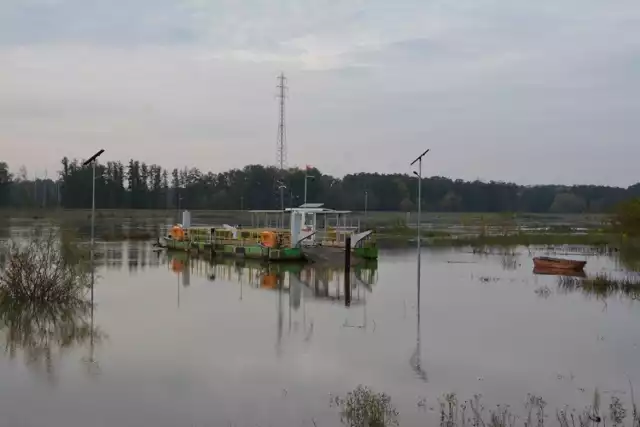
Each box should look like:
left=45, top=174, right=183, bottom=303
left=279, top=183, right=286, bottom=228
left=303, top=168, right=314, bottom=206
left=304, top=168, right=308, bottom=205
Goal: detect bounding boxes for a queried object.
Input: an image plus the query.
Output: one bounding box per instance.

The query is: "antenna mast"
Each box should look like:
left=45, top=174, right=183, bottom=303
left=276, top=73, right=287, bottom=170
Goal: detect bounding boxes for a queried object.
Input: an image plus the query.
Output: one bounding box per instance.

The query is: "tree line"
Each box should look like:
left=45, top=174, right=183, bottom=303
left=1, top=158, right=639, bottom=213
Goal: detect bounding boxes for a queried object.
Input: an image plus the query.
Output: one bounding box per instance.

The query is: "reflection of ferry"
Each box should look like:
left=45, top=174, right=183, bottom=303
left=165, top=251, right=377, bottom=305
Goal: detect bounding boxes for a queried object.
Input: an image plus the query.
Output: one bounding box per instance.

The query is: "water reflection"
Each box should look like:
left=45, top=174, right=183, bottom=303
left=159, top=250, right=378, bottom=359
left=533, top=266, right=587, bottom=278
left=0, top=232, right=105, bottom=383
left=501, top=251, right=520, bottom=271
left=410, top=276, right=427, bottom=382
left=163, top=250, right=378, bottom=305
left=0, top=299, right=104, bottom=382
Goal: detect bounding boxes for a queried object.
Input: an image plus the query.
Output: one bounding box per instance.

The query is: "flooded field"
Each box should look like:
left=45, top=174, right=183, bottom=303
left=1, top=220, right=640, bottom=427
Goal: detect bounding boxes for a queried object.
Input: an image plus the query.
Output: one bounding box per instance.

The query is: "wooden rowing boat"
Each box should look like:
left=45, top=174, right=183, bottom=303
left=532, top=256, right=586, bottom=271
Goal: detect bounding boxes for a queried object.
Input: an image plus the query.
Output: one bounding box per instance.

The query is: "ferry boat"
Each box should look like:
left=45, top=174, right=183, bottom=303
left=161, top=204, right=378, bottom=262
left=161, top=211, right=305, bottom=261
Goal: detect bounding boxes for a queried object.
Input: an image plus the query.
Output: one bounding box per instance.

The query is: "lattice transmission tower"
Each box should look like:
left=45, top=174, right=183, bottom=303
left=276, top=73, right=288, bottom=170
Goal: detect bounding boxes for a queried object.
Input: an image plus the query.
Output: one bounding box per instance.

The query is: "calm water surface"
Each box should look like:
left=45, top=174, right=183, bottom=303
left=1, top=226, right=640, bottom=426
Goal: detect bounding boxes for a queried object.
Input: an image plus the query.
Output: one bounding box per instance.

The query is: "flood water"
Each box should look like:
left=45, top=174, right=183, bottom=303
left=1, top=222, right=640, bottom=426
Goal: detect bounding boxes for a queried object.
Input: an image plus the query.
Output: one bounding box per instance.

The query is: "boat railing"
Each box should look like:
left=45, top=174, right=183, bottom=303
left=178, top=226, right=293, bottom=249
left=314, top=228, right=375, bottom=247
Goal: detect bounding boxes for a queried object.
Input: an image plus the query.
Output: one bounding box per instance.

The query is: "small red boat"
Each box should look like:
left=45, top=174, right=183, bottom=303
left=533, top=256, right=586, bottom=271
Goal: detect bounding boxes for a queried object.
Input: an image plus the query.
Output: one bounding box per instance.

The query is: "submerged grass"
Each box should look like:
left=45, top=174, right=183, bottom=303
left=332, top=385, right=399, bottom=427
left=558, top=274, right=640, bottom=300
left=333, top=387, right=640, bottom=427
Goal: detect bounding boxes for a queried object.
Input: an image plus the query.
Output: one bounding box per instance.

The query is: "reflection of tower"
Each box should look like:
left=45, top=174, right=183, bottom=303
left=182, top=261, right=190, bottom=287
left=276, top=274, right=284, bottom=357
left=139, top=241, right=147, bottom=269
left=289, top=273, right=302, bottom=310
left=128, top=243, right=138, bottom=271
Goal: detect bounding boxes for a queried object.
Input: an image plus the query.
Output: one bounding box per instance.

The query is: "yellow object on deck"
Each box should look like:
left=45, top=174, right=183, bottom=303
left=171, top=225, right=185, bottom=241
left=260, top=230, right=277, bottom=248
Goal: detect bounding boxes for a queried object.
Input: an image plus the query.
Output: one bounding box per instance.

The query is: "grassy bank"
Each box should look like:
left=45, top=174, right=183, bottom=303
left=1, top=208, right=608, bottom=227
left=374, top=221, right=622, bottom=248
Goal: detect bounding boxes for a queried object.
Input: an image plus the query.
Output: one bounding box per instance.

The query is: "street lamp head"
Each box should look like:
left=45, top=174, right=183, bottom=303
left=410, top=148, right=430, bottom=166
left=82, top=149, right=105, bottom=166
left=413, top=171, right=420, bottom=177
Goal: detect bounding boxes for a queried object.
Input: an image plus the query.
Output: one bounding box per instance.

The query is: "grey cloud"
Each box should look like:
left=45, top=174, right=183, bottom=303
left=0, top=0, right=197, bottom=45
left=0, top=0, right=639, bottom=186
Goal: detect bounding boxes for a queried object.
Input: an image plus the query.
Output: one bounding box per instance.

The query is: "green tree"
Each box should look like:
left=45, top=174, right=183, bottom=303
left=614, top=198, right=640, bottom=236
left=550, top=193, right=587, bottom=213
left=2, top=157, right=639, bottom=213
left=0, top=162, right=11, bottom=207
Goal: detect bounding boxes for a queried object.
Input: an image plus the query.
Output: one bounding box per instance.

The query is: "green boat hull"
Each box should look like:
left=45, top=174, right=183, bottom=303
left=162, top=238, right=305, bottom=262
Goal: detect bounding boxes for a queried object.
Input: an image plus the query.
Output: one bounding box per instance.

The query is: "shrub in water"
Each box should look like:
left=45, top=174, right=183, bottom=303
left=0, top=229, right=91, bottom=305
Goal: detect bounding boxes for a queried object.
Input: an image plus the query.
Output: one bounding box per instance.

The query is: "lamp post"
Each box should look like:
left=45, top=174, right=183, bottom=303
left=364, top=190, right=368, bottom=223
left=176, top=191, right=183, bottom=223
left=82, top=149, right=105, bottom=305
left=278, top=183, right=287, bottom=228
left=303, top=168, right=314, bottom=206
left=410, top=149, right=429, bottom=291
left=410, top=148, right=429, bottom=382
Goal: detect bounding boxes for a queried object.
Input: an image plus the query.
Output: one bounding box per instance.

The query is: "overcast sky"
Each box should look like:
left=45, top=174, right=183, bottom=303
left=1, top=0, right=639, bottom=186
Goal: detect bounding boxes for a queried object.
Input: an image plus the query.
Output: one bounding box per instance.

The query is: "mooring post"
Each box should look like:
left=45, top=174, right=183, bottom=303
left=344, top=236, right=352, bottom=307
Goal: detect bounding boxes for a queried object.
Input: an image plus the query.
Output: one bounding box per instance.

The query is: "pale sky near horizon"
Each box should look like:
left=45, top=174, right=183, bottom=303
left=1, top=0, right=639, bottom=187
